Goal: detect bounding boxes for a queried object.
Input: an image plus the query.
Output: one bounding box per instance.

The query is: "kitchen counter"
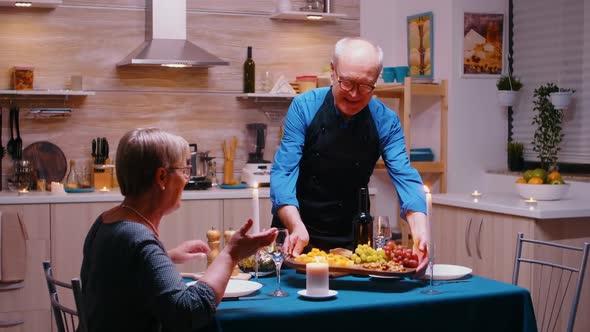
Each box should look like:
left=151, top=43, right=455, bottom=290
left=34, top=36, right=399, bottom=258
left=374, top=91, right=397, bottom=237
left=0, top=187, right=271, bottom=205
left=0, top=187, right=377, bottom=205
left=433, top=192, right=590, bottom=219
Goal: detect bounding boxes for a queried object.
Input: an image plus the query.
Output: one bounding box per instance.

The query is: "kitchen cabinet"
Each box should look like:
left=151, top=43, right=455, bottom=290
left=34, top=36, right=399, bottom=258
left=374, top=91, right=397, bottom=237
left=374, top=77, right=448, bottom=192
left=432, top=204, right=534, bottom=284
left=0, top=204, right=51, bottom=330
left=433, top=203, right=590, bottom=332
left=159, top=200, right=223, bottom=273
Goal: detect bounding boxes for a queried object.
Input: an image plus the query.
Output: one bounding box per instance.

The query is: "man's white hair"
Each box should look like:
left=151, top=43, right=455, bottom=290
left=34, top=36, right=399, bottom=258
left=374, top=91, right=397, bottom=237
left=332, top=37, right=384, bottom=74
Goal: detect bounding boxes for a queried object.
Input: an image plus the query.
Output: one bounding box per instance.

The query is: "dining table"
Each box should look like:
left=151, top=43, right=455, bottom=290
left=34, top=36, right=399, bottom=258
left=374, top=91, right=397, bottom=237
left=202, top=268, right=538, bottom=332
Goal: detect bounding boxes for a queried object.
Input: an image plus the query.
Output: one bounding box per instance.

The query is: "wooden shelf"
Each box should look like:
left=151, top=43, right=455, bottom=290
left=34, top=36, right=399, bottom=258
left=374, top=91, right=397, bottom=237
left=374, top=77, right=448, bottom=192
left=269, top=11, right=347, bottom=21
left=376, top=160, right=445, bottom=173
left=238, top=93, right=296, bottom=102
left=0, top=89, right=95, bottom=96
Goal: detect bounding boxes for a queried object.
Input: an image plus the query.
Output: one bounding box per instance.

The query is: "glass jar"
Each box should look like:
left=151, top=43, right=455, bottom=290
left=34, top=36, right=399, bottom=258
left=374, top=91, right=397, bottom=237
left=8, top=160, right=33, bottom=192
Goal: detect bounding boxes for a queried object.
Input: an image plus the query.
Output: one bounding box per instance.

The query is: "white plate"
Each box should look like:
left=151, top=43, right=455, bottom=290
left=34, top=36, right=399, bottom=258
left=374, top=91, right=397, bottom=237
left=369, top=274, right=400, bottom=280
left=187, top=279, right=263, bottom=298
left=297, top=289, right=338, bottom=299
left=420, top=264, right=472, bottom=280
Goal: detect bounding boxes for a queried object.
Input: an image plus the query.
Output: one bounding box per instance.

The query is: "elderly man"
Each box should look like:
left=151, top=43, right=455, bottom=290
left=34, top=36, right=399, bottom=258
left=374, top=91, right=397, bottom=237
left=270, top=37, right=429, bottom=272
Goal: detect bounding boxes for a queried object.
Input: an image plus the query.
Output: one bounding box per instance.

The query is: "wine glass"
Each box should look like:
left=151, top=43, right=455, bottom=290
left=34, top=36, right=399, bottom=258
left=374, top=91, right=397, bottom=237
left=421, top=242, right=441, bottom=294
left=265, top=228, right=290, bottom=297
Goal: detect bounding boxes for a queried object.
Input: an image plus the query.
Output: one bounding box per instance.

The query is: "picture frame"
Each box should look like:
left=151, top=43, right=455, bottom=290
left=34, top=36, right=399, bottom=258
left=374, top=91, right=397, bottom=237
left=407, top=12, right=434, bottom=80
left=462, top=12, right=504, bottom=78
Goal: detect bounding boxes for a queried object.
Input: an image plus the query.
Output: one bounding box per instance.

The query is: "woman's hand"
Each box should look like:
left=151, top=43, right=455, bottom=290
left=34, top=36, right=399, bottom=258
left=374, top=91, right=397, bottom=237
left=167, top=240, right=210, bottom=264
left=225, top=219, right=277, bottom=262
left=406, top=211, right=430, bottom=274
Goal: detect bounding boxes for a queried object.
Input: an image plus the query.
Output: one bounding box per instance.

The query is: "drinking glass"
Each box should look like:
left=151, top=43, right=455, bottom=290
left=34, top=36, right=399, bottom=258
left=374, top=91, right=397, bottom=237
left=373, top=216, right=391, bottom=249
left=422, top=240, right=441, bottom=295
left=265, top=229, right=290, bottom=297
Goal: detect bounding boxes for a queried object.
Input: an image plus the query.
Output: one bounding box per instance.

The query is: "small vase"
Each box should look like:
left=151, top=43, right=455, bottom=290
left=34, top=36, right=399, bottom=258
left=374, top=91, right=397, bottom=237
left=549, top=92, right=573, bottom=109
left=497, top=90, right=519, bottom=107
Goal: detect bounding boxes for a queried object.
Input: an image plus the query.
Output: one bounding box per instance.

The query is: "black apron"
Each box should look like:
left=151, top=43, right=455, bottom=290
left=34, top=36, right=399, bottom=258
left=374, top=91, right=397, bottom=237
left=272, top=89, right=380, bottom=251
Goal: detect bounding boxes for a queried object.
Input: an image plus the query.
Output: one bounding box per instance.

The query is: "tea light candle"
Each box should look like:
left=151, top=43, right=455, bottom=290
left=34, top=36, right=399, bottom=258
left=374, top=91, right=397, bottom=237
left=471, top=190, right=483, bottom=198
left=99, top=186, right=110, bottom=192
left=306, top=261, right=329, bottom=296
left=525, top=197, right=537, bottom=207
left=17, top=188, right=29, bottom=195
left=251, top=183, right=260, bottom=233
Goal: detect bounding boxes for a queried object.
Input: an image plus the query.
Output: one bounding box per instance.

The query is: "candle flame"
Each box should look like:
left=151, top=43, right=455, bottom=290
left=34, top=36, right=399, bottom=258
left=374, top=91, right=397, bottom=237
left=423, top=185, right=430, bottom=193
left=253, top=182, right=259, bottom=189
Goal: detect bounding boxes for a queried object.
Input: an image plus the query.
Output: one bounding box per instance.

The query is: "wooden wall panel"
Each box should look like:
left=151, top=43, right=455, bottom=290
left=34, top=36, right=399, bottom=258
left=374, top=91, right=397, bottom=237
left=0, top=2, right=359, bottom=184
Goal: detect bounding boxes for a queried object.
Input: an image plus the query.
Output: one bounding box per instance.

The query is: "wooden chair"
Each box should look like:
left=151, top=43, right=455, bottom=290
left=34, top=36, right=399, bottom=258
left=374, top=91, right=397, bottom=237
left=42, top=261, right=87, bottom=332
left=512, top=233, right=589, bottom=332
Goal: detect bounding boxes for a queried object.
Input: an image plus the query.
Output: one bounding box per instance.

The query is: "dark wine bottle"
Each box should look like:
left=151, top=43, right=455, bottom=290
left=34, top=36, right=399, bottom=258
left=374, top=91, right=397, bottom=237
left=352, top=187, right=373, bottom=248
left=243, top=46, right=255, bottom=93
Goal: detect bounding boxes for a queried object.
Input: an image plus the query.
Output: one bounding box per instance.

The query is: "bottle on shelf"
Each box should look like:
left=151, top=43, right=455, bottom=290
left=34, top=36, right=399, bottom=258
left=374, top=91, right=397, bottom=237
left=352, top=187, right=373, bottom=248
left=243, top=46, right=255, bottom=93
left=65, top=160, right=79, bottom=189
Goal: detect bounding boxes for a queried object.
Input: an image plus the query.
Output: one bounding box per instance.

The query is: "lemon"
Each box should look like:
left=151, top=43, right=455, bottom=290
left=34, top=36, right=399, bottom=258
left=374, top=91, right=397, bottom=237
left=528, top=177, right=544, bottom=184
left=515, top=177, right=527, bottom=184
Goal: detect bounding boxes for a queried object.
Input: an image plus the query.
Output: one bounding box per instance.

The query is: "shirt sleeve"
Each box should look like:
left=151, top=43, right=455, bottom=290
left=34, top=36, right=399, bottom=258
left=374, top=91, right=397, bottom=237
left=135, top=234, right=217, bottom=332
left=270, top=88, right=327, bottom=214
left=370, top=98, right=427, bottom=219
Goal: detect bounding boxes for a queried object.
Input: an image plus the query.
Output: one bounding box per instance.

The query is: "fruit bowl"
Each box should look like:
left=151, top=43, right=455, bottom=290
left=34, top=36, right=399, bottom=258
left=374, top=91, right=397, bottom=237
left=515, top=183, right=570, bottom=201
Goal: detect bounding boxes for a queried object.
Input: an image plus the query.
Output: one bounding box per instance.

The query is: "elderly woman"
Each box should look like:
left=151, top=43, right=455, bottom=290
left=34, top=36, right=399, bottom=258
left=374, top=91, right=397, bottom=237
left=80, top=128, right=276, bottom=332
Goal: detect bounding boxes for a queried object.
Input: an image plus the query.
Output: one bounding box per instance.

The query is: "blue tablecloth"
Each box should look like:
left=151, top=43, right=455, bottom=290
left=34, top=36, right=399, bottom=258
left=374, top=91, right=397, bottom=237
left=210, top=269, right=537, bottom=332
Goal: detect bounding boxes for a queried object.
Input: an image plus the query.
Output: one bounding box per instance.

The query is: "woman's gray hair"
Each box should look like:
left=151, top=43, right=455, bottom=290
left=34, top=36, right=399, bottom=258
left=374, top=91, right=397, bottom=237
left=116, top=128, right=189, bottom=196
left=332, top=37, right=384, bottom=76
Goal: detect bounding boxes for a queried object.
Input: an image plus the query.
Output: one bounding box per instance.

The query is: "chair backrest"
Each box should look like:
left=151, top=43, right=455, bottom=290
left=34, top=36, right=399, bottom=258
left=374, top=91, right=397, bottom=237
left=512, top=233, right=589, bottom=332
left=42, top=261, right=87, bottom=332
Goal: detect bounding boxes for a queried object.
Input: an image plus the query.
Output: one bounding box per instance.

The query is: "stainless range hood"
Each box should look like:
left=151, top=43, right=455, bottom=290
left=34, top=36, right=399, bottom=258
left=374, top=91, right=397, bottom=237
left=117, top=0, right=229, bottom=67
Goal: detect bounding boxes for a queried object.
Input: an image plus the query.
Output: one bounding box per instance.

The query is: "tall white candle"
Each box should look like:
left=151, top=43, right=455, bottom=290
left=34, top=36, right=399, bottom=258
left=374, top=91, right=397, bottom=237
left=251, top=183, right=260, bottom=233
left=306, top=262, right=329, bottom=296
left=424, top=185, right=432, bottom=221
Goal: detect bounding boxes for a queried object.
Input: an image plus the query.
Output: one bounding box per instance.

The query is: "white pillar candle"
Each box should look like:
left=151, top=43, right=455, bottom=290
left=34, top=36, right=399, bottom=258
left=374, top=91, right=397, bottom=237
left=306, top=262, right=329, bottom=296
left=251, top=184, right=260, bottom=233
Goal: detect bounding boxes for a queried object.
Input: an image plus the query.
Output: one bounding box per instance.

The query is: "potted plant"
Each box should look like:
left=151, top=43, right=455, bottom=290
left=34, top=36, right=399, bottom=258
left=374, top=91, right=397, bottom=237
left=507, top=141, right=524, bottom=171
left=550, top=87, right=575, bottom=109
left=532, top=83, right=563, bottom=171
left=496, top=74, right=523, bottom=107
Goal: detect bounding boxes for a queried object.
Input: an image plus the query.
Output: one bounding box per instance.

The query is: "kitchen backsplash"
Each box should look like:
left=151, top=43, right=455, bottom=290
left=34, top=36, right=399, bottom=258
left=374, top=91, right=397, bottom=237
left=0, top=1, right=360, bottom=187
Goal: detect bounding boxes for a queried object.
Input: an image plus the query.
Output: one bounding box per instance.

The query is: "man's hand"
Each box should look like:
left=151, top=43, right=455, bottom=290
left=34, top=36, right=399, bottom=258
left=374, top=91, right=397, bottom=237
left=406, top=211, right=430, bottom=273
left=167, top=240, right=209, bottom=264
left=277, top=205, right=309, bottom=256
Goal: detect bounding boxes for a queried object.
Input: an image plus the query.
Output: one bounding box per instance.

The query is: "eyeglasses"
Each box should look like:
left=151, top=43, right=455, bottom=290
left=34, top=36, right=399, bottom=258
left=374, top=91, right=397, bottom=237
left=168, top=165, right=192, bottom=179
left=334, top=70, right=376, bottom=95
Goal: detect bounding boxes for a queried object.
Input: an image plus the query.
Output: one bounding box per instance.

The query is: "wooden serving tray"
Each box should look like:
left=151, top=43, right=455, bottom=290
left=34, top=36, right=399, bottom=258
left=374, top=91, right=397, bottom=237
left=284, top=258, right=416, bottom=278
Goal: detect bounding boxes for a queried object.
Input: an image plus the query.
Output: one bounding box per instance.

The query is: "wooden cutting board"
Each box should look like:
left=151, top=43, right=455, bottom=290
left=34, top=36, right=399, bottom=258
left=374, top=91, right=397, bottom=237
left=22, top=141, right=67, bottom=184
left=285, top=258, right=416, bottom=278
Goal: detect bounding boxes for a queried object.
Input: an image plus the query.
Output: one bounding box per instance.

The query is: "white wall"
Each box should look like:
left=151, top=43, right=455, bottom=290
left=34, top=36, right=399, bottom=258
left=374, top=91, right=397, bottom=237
left=363, top=0, right=508, bottom=225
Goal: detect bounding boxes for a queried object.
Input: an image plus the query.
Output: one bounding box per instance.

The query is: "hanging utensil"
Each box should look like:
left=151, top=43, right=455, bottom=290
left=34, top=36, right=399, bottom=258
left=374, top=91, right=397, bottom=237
left=102, top=137, right=109, bottom=163
left=91, top=138, right=97, bottom=164
left=14, top=106, right=22, bottom=160
left=7, top=106, right=15, bottom=159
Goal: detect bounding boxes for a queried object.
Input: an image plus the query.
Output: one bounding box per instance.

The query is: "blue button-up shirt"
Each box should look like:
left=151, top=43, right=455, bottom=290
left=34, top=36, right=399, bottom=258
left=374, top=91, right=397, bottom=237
left=271, top=87, right=426, bottom=219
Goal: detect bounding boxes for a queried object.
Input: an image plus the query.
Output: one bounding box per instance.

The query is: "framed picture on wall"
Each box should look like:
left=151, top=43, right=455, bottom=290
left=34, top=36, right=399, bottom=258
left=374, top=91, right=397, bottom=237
left=463, top=12, right=504, bottom=77
left=407, top=11, right=434, bottom=80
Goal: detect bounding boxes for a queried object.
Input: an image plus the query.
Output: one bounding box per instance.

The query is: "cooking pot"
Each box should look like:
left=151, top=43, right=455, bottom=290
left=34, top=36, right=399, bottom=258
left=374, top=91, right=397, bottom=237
left=196, top=152, right=213, bottom=178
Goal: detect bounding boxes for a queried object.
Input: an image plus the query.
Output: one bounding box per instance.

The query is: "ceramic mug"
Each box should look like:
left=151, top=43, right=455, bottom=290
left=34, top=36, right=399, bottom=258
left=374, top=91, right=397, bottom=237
left=393, top=66, right=409, bottom=83
left=382, top=67, right=395, bottom=83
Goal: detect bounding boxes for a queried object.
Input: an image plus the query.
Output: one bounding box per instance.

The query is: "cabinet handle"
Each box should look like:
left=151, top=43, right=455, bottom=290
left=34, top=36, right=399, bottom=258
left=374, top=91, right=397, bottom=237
left=0, top=319, right=24, bottom=328
left=465, top=217, right=473, bottom=257
left=475, top=218, right=484, bottom=259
